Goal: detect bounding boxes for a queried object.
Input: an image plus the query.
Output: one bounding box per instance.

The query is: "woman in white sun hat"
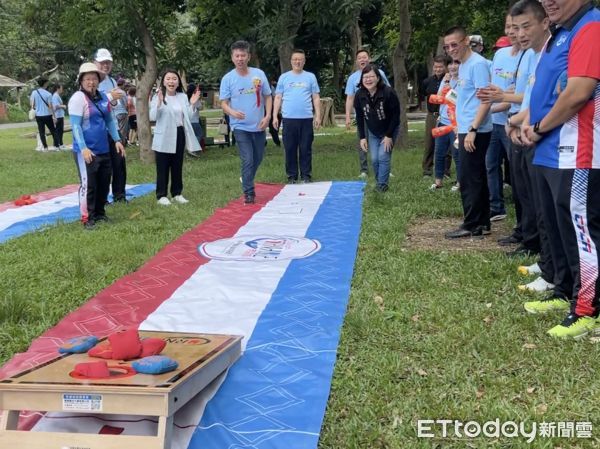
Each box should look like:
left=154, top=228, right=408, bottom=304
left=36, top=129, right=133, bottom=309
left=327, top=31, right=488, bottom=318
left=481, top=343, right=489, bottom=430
left=68, top=62, right=125, bottom=229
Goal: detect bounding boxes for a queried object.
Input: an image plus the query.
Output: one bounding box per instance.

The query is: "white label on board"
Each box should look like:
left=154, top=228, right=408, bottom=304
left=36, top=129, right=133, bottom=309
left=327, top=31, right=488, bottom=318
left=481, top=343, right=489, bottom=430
left=62, top=393, right=102, bottom=412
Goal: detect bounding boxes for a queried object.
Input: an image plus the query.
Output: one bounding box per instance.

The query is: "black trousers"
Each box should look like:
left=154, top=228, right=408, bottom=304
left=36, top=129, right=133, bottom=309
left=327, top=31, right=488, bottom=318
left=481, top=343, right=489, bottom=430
left=36, top=115, right=57, bottom=148
left=511, top=144, right=538, bottom=251
left=55, top=117, right=64, bottom=146
left=108, top=134, right=127, bottom=201
left=536, top=167, right=600, bottom=317
left=283, top=118, right=313, bottom=180
left=74, top=151, right=112, bottom=223
left=529, top=164, right=555, bottom=284
left=458, top=132, right=491, bottom=231
left=155, top=127, right=185, bottom=199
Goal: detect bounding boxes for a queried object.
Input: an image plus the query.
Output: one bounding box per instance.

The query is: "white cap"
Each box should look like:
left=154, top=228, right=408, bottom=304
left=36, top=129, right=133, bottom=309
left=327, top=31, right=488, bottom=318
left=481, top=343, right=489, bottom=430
left=469, top=35, right=484, bottom=46
left=94, top=48, right=113, bottom=62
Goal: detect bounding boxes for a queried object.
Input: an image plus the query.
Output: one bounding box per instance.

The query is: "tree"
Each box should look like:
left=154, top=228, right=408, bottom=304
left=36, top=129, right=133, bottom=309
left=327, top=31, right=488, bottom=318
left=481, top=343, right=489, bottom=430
left=392, top=0, right=411, bottom=149
left=26, top=0, right=185, bottom=163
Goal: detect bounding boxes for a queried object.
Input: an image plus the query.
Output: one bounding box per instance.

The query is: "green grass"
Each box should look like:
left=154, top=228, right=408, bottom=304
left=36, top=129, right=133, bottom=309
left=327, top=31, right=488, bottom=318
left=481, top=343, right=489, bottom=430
left=1, top=124, right=599, bottom=448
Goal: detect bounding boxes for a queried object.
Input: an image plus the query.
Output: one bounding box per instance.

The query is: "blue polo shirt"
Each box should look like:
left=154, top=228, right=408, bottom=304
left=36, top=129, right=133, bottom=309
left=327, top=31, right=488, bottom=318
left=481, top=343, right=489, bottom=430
left=490, top=47, right=521, bottom=124
left=456, top=52, right=492, bottom=134
left=52, top=92, right=65, bottom=119
left=509, top=49, right=535, bottom=114
left=219, top=67, right=271, bottom=132
left=275, top=70, right=320, bottom=119
left=530, top=6, right=600, bottom=168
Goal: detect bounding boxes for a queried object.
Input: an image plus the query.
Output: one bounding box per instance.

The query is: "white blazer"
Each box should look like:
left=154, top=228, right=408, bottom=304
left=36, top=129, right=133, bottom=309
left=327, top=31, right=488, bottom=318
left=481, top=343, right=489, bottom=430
left=149, top=92, right=201, bottom=154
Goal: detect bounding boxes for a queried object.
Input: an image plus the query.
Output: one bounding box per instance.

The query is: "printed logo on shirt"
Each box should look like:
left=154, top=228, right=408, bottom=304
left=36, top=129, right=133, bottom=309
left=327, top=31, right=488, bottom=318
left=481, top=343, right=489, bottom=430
left=556, top=35, right=567, bottom=47
left=288, top=81, right=308, bottom=89
left=494, top=69, right=515, bottom=80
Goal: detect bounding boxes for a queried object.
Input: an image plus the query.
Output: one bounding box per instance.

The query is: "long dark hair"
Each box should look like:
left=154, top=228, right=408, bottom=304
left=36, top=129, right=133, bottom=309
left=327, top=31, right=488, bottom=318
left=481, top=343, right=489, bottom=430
left=159, top=68, right=183, bottom=104
left=357, top=63, right=385, bottom=91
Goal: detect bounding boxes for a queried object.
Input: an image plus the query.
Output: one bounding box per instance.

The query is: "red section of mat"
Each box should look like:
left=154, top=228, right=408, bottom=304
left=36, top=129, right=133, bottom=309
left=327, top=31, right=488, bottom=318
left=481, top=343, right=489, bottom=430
left=0, top=184, right=283, bottom=430
left=0, top=185, right=79, bottom=213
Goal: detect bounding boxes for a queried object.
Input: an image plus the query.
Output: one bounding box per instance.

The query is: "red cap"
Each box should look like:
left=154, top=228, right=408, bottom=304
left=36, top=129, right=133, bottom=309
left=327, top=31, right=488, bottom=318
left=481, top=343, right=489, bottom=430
left=493, top=36, right=512, bottom=50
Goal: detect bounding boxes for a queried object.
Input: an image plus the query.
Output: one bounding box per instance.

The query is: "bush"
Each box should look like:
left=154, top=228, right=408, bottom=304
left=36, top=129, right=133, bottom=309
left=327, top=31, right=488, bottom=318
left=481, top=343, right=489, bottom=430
left=0, top=103, right=30, bottom=124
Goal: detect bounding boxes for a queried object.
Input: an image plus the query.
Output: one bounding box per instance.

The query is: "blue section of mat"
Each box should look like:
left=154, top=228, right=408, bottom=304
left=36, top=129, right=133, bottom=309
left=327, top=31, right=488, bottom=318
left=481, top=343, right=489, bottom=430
left=0, top=183, right=155, bottom=243
left=190, top=181, right=364, bottom=448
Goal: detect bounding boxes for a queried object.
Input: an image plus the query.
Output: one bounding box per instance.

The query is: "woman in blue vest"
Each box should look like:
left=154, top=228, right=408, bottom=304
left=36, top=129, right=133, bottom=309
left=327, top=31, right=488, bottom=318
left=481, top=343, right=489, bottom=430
left=68, top=62, right=125, bottom=229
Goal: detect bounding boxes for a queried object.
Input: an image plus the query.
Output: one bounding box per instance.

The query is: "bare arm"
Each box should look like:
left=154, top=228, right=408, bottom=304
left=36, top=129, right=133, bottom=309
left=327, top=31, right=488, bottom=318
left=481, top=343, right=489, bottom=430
left=345, top=95, right=354, bottom=129
left=312, top=93, right=321, bottom=128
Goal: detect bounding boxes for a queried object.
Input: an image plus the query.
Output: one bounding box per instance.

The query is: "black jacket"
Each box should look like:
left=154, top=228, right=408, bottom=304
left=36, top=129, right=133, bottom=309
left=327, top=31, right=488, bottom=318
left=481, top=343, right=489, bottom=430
left=420, top=74, right=444, bottom=113
left=354, top=85, right=400, bottom=140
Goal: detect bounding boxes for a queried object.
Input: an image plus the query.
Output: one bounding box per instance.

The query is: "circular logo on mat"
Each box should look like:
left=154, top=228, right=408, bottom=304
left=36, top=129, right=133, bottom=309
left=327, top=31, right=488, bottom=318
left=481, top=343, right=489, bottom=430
left=198, top=235, right=321, bottom=261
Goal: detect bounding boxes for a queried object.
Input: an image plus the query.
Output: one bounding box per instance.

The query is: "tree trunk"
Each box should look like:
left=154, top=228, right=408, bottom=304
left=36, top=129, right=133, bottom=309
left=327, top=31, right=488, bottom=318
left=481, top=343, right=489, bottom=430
left=392, top=0, right=411, bottom=149
left=348, top=17, right=362, bottom=58
left=130, top=9, right=158, bottom=164
left=277, top=0, right=304, bottom=74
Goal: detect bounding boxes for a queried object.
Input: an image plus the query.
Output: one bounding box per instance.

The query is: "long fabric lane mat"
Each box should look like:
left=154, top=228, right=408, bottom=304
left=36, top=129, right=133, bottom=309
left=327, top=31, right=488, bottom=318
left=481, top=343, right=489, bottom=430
left=0, top=183, right=155, bottom=243
left=0, top=181, right=365, bottom=449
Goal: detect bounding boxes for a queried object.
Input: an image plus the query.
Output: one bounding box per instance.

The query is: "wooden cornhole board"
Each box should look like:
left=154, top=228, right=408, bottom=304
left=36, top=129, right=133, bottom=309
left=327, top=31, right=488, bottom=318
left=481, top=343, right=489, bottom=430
left=0, top=331, right=242, bottom=449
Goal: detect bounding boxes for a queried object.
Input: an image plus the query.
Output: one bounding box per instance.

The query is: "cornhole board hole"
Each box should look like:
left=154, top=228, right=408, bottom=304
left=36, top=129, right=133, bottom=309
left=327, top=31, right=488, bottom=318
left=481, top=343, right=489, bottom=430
left=0, top=331, right=242, bottom=449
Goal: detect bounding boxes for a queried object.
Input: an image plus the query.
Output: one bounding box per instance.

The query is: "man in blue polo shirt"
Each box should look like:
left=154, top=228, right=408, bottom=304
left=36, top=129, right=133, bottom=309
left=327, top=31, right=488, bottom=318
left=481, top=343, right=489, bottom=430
left=345, top=49, right=390, bottom=178
left=443, top=26, right=493, bottom=239
left=273, top=49, right=321, bottom=183
left=521, top=0, right=600, bottom=339
left=220, top=40, right=272, bottom=204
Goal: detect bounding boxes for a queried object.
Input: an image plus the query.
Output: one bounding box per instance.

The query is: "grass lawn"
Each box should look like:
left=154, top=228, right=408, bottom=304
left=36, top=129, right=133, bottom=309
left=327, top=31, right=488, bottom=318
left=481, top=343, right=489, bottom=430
left=1, top=123, right=599, bottom=448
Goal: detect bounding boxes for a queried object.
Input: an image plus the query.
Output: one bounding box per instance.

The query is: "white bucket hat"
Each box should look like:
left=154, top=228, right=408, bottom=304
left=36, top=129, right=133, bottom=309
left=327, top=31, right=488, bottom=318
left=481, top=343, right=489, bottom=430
left=94, top=48, right=113, bottom=62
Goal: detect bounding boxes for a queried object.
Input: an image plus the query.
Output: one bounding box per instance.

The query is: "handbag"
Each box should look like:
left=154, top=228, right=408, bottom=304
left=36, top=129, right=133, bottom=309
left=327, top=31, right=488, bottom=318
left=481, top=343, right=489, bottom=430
left=217, top=118, right=228, bottom=135
left=28, top=109, right=36, bottom=120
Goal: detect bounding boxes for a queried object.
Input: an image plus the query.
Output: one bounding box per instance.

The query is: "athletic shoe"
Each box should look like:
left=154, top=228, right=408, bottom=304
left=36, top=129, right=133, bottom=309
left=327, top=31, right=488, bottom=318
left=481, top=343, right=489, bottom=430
left=429, top=183, right=442, bottom=191
left=173, top=195, right=189, bottom=204
left=518, top=276, right=554, bottom=293
left=389, top=173, right=395, bottom=178
left=490, top=212, right=507, bottom=222
left=83, top=220, right=96, bottom=230
left=498, top=234, right=521, bottom=246
left=359, top=172, right=368, bottom=179
left=244, top=194, right=255, bottom=205
left=518, top=263, right=542, bottom=276
left=450, top=184, right=460, bottom=192
left=506, top=246, right=539, bottom=257
left=547, top=314, right=600, bottom=339
left=523, top=295, right=569, bottom=314
left=239, top=176, right=242, bottom=183
left=157, top=197, right=171, bottom=206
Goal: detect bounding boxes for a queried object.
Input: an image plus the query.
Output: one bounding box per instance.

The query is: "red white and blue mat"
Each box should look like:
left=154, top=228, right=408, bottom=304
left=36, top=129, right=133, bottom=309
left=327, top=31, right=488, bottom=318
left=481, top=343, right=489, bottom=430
left=0, top=183, right=155, bottom=243
left=0, top=181, right=364, bottom=448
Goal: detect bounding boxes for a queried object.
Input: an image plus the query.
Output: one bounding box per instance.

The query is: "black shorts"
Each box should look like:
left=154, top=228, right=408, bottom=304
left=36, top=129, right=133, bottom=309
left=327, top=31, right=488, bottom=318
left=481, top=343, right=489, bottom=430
left=128, top=115, right=137, bottom=130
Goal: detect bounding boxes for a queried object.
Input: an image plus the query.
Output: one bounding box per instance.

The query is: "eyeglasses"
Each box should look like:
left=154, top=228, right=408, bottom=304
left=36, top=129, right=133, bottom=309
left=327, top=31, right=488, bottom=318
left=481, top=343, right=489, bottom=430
left=362, top=75, right=378, bottom=80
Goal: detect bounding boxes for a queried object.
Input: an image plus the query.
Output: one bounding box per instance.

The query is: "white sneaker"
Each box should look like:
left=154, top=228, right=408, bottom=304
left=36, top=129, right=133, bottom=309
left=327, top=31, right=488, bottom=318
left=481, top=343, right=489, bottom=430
left=48, top=146, right=59, bottom=152
left=173, top=195, right=189, bottom=204
left=429, top=183, right=441, bottom=191
left=239, top=176, right=243, bottom=183
left=518, top=276, right=554, bottom=293
left=518, top=262, right=542, bottom=276
left=389, top=173, right=395, bottom=178
left=157, top=197, right=171, bottom=206
left=450, top=184, right=460, bottom=192
left=359, top=172, right=368, bottom=179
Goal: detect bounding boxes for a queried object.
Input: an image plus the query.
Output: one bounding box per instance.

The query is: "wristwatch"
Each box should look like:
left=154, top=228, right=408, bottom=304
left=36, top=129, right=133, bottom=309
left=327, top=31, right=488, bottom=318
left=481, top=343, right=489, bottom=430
left=533, top=121, right=547, bottom=136
left=468, top=126, right=478, bottom=133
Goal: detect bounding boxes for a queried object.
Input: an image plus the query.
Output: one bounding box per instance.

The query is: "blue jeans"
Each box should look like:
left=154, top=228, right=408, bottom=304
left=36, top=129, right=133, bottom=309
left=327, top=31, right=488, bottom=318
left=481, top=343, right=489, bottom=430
left=367, top=129, right=396, bottom=189
left=485, top=124, right=510, bottom=214
left=434, top=129, right=459, bottom=181
left=233, top=129, right=266, bottom=196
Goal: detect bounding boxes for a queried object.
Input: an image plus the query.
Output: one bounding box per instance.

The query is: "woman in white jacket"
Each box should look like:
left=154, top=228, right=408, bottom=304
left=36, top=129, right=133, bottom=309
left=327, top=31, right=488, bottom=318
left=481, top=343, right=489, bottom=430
left=149, top=69, right=201, bottom=205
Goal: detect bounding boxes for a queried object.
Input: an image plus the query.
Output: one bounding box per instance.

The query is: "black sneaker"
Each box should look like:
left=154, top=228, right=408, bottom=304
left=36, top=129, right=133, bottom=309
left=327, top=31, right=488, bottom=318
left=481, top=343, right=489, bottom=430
left=490, top=211, right=507, bottom=222
left=244, top=194, right=255, bottom=205
left=445, top=228, right=474, bottom=239
left=498, top=234, right=521, bottom=246
left=506, top=246, right=539, bottom=257
left=375, top=184, right=389, bottom=192
left=301, top=177, right=312, bottom=184
left=472, top=225, right=491, bottom=236
left=287, top=177, right=297, bottom=184
left=83, top=220, right=96, bottom=230
left=94, top=215, right=110, bottom=223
